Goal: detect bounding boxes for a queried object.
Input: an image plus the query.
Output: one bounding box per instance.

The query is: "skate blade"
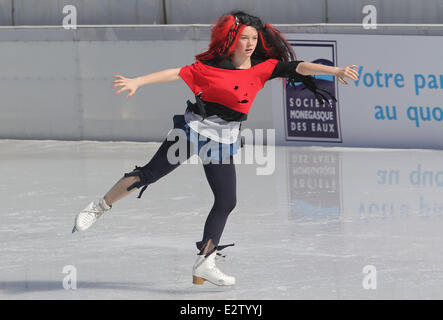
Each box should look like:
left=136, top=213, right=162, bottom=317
left=72, top=225, right=77, bottom=233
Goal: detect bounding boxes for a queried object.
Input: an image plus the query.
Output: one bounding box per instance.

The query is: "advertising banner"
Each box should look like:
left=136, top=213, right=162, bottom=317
left=271, top=34, right=443, bottom=149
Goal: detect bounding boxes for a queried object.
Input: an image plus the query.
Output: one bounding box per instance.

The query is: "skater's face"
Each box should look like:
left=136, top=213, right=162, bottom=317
left=233, top=26, right=258, bottom=58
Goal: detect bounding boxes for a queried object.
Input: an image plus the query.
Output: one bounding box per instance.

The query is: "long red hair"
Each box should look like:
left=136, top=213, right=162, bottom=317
left=195, top=10, right=297, bottom=62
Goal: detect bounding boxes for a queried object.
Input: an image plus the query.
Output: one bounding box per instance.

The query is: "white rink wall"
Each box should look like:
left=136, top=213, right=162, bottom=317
left=0, top=26, right=276, bottom=142
left=0, top=25, right=442, bottom=147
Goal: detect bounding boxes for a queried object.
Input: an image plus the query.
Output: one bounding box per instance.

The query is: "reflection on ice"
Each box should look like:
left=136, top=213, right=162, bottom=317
left=282, top=147, right=443, bottom=222
left=285, top=150, right=341, bottom=220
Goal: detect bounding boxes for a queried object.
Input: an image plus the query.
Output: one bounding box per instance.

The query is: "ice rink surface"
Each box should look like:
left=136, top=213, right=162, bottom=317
left=1, top=139, right=443, bottom=299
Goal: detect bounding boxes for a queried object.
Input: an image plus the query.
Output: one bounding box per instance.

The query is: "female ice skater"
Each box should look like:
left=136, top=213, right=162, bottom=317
left=72, top=10, right=359, bottom=286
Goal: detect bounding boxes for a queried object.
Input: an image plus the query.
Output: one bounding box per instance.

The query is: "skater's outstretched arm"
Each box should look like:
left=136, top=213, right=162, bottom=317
left=296, top=62, right=359, bottom=85
left=112, top=68, right=181, bottom=98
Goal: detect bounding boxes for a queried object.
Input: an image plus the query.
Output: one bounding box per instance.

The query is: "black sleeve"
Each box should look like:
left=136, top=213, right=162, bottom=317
left=269, top=60, right=338, bottom=107
left=268, top=60, right=304, bottom=80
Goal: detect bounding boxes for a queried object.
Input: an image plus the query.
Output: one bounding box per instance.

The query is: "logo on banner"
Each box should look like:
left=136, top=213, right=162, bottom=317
left=284, top=40, right=342, bottom=143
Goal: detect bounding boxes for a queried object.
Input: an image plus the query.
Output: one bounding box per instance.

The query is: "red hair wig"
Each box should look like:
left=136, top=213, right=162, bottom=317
left=196, top=10, right=297, bottom=62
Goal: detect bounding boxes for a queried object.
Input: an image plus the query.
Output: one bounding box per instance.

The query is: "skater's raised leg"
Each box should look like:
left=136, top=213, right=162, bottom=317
left=103, top=175, right=141, bottom=206
left=73, top=136, right=193, bottom=233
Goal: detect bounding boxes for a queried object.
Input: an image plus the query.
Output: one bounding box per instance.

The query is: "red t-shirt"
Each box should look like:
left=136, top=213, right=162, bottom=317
left=179, top=58, right=279, bottom=115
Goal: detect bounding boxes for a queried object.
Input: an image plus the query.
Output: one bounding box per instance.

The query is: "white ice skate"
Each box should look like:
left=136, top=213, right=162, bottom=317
left=72, top=198, right=112, bottom=233
left=192, top=250, right=236, bottom=286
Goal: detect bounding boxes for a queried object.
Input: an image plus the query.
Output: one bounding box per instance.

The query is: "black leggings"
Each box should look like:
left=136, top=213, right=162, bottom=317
left=125, top=136, right=237, bottom=247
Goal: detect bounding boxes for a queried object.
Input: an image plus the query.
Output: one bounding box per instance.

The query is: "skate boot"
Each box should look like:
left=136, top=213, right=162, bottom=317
left=72, top=198, right=112, bottom=233
left=192, top=240, right=235, bottom=286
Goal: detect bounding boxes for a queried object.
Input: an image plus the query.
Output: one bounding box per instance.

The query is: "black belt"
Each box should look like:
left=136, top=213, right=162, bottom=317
left=186, top=93, right=246, bottom=148
left=186, top=93, right=248, bottom=122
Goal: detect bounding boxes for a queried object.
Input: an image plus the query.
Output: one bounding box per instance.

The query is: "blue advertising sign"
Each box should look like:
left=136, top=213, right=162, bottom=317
left=284, top=40, right=342, bottom=142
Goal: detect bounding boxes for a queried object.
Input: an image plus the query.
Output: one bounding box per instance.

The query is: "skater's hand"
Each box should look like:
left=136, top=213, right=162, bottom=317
left=334, top=65, right=359, bottom=85
left=112, top=75, right=139, bottom=98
